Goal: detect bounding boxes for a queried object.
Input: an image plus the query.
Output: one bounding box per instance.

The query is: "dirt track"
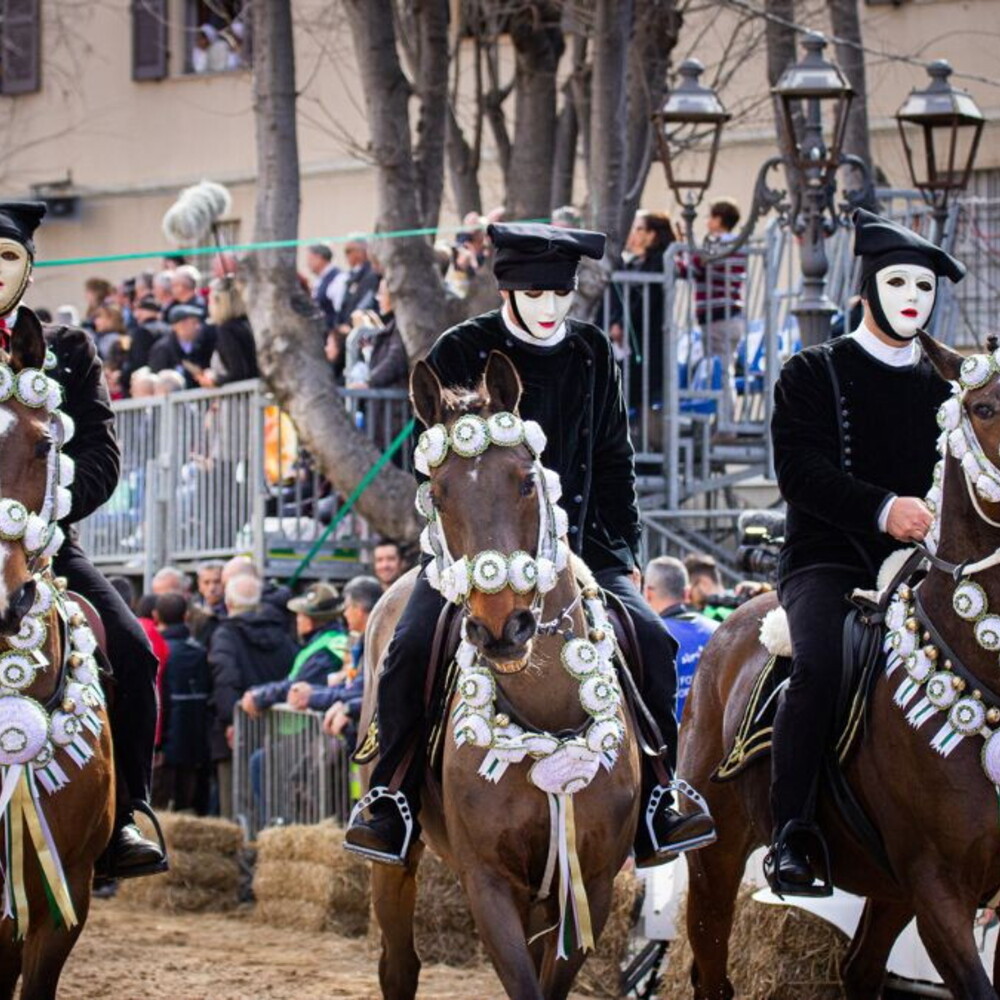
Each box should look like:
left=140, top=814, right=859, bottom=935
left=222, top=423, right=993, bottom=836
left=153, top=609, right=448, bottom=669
left=38, top=896, right=589, bottom=999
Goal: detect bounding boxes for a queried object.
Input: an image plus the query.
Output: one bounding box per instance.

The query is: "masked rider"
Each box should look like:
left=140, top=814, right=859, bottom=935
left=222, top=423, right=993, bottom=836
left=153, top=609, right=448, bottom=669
left=346, top=222, right=716, bottom=867
left=0, top=202, right=166, bottom=882
left=766, top=209, right=965, bottom=895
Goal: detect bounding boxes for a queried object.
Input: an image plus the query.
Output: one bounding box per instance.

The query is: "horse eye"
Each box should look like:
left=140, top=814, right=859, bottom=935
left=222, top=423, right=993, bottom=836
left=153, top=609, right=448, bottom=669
left=973, top=402, right=995, bottom=420
left=520, top=475, right=535, bottom=497
left=34, top=439, right=51, bottom=458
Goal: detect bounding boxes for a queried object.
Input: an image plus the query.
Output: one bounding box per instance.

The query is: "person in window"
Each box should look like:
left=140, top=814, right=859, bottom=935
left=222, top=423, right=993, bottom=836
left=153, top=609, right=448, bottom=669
left=192, top=24, right=231, bottom=74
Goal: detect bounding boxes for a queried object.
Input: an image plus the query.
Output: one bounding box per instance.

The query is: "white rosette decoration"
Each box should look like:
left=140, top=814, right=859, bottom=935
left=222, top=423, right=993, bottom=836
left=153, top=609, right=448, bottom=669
left=542, top=469, right=562, bottom=503
left=0, top=652, right=37, bottom=691
left=586, top=717, right=625, bottom=756
left=456, top=635, right=476, bottom=670
left=0, top=696, right=49, bottom=766
left=982, top=731, right=1000, bottom=785
left=936, top=395, right=962, bottom=432
left=70, top=624, right=98, bottom=658
left=58, top=453, right=75, bottom=487
left=554, top=541, right=570, bottom=572
left=535, top=557, right=558, bottom=594
left=41, top=525, right=64, bottom=559
left=487, top=412, right=524, bottom=447
left=580, top=674, right=620, bottom=716
left=71, top=658, right=99, bottom=688
left=8, top=615, right=45, bottom=652
left=948, top=696, right=986, bottom=737
left=885, top=595, right=907, bottom=632
left=457, top=668, right=495, bottom=710
left=490, top=722, right=528, bottom=762
left=33, top=740, right=54, bottom=768
left=425, top=558, right=441, bottom=591
left=63, top=681, right=93, bottom=715
left=523, top=733, right=560, bottom=756
left=439, top=559, right=470, bottom=604
left=561, top=638, right=601, bottom=679
left=55, top=487, right=72, bottom=522
left=552, top=505, right=569, bottom=538
left=419, top=524, right=435, bottom=557
left=415, top=482, right=435, bottom=521
left=975, top=616, right=1000, bottom=652
left=960, top=354, right=993, bottom=390
left=948, top=427, right=968, bottom=460
left=529, top=742, right=601, bottom=795
left=454, top=711, right=492, bottom=748
left=471, top=550, right=508, bottom=594
left=508, top=551, right=538, bottom=594
left=890, top=627, right=917, bottom=658
left=58, top=412, right=75, bottom=445
left=523, top=420, right=546, bottom=458
left=50, top=710, right=82, bottom=747
left=925, top=671, right=959, bottom=711
left=0, top=499, right=28, bottom=540
left=44, top=379, right=62, bottom=413
left=953, top=582, right=986, bottom=621
left=450, top=415, right=490, bottom=458
left=22, top=514, right=52, bottom=556
left=0, top=366, right=14, bottom=401
left=904, top=649, right=934, bottom=684
left=16, top=370, right=51, bottom=408
left=415, top=424, right=448, bottom=474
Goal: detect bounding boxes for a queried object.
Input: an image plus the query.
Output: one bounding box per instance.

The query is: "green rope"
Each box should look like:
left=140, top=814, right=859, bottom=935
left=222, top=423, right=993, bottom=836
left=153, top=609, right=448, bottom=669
left=33, top=218, right=550, bottom=270
left=287, top=417, right=416, bottom=586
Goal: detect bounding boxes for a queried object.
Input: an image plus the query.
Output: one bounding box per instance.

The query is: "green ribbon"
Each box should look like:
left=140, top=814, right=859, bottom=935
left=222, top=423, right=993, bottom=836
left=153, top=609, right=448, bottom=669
left=287, top=417, right=416, bottom=586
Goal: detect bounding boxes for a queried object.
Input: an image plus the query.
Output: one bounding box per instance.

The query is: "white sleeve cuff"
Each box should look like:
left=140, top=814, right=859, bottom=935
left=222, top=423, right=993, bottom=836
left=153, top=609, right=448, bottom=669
left=877, top=495, right=898, bottom=534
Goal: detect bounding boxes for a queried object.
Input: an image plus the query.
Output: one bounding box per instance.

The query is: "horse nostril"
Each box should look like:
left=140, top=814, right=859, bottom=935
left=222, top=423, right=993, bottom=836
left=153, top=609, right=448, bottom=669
left=504, top=610, right=536, bottom=647
left=466, top=617, right=492, bottom=648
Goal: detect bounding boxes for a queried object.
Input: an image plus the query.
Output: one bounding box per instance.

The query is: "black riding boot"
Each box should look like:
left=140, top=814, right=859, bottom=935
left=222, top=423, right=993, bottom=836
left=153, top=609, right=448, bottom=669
left=634, top=767, right=717, bottom=868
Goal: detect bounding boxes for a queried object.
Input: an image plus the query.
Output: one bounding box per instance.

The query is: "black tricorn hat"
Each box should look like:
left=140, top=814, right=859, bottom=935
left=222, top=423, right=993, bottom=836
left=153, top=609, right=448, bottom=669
left=489, top=222, right=606, bottom=291
left=0, top=201, right=47, bottom=256
left=853, top=208, right=965, bottom=286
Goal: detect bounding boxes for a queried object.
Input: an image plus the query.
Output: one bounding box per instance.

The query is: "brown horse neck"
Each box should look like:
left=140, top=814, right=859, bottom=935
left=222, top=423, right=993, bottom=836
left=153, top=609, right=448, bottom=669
left=922, top=451, right=1000, bottom=672
left=493, top=567, right=590, bottom=734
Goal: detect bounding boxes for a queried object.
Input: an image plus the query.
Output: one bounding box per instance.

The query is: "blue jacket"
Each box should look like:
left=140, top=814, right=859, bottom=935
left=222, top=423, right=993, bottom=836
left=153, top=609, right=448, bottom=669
left=659, top=605, right=719, bottom=721
left=160, top=623, right=212, bottom=767
left=250, top=624, right=348, bottom=710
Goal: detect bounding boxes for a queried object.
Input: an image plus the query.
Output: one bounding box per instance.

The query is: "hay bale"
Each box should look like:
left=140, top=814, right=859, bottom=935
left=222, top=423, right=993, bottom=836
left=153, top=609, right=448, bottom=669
left=116, top=811, right=243, bottom=913
left=575, top=869, right=643, bottom=997
left=252, top=824, right=370, bottom=937
left=659, top=886, right=849, bottom=1000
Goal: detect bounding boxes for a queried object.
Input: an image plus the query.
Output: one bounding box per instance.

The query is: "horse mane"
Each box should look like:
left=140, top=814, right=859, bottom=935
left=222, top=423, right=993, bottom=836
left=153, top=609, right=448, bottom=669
left=439, top=376, right=500, bottom=422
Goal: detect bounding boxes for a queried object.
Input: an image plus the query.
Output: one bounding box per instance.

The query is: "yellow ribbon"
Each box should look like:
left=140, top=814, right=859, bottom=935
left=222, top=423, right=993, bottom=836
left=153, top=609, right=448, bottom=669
left=563, top=795, right=595, bottom=953
left=8, top=769, right=77, bottom=936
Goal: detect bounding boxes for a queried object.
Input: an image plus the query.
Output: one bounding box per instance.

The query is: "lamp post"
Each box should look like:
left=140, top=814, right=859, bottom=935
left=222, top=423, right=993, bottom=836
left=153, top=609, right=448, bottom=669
left=895, top=59, right=985, bottom=245
left=654, top=32, right=875, bottom=347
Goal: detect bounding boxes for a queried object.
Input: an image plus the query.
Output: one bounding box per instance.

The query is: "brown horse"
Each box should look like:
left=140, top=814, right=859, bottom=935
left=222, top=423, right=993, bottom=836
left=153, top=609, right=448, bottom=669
left=0, top=316, right=114, bottom=1000
left=679, top=332, right=1000, bottom=999
left=359, top=352, right=641, bottom=1000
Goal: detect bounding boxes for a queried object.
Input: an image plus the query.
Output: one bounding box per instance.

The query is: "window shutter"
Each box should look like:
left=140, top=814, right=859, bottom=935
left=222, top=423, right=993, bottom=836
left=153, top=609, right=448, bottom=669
left=132, top=0, right=168, bottom=81
left=1, top=0, right=41, bottom=96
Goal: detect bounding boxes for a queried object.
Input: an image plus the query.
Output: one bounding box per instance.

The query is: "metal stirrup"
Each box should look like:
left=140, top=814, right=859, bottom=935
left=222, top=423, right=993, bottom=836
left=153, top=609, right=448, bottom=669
left=347, top=786, right=415, bottom=864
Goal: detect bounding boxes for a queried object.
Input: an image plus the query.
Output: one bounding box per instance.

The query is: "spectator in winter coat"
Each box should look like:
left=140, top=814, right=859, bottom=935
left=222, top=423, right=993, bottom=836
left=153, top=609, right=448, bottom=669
left=153, top=593, right=212, bottom=814
left=208, top=573, right=299, bottom=817
left=126, top=296, right=170, bottom=393
left=240, top=582, right=349, bottom=715
left=194, top=277, right=259, bottom=388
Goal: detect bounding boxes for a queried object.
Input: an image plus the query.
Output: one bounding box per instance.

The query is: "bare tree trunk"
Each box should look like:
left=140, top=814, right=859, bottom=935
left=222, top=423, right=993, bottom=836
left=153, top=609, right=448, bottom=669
left=550, top=80, right=577, bottom=211
left=588, top=0, right=633, bottom=258
left=506, top=2, right=564, bottom=221
left=243, top=0, right=421, bottom=542
left=620, top=0, right=681, bottom=236
left=447, top=105, right=483, bottom=217
left=829, top=0, right=873, bottom=196
left=343, top=0, right=449, bottom=362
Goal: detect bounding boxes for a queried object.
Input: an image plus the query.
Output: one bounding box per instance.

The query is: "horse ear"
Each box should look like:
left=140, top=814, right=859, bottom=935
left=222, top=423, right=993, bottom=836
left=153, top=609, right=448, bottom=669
left=9, top=308, right=46, bottom=372
left=918, top=330, right=963, bottom=383
left=410, top=360, right=444, bottom=428
left=483, top=351, right=522, bottom=414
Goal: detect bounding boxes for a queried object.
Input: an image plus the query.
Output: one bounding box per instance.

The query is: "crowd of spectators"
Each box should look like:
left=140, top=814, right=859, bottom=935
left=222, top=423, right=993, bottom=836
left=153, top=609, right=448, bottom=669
left=109, top=543, right=407, bottom=818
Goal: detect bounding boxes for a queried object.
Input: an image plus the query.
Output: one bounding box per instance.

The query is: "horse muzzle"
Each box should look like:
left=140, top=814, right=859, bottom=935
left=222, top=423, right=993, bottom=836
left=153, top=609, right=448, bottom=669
left=0, top=579, right=36, bottom=636
left=466, top=608, right=537, bottom=673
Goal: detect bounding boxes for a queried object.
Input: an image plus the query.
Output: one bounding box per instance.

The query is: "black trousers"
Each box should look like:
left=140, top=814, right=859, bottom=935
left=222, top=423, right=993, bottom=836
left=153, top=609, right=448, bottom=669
left=369, top=566, right=680, bottom=803
left=770, top=565, right=870, bottom=834
left=54, top=540, right=159, bottom=815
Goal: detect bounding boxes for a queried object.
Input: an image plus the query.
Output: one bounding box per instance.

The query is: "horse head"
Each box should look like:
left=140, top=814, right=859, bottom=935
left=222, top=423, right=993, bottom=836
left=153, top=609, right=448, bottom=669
left=411, top=351, right=567, bottom=672
left=0, top=311, right=64, bottom=633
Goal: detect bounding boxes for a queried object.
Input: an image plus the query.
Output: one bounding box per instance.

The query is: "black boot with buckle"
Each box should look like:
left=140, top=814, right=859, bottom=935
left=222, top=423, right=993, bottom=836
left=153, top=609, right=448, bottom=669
left=93, top=801, right=169, bottom=888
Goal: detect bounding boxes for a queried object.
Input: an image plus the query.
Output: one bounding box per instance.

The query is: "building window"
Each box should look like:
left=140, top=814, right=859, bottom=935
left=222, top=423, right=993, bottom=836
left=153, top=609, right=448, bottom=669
left=132, top=0, right=168, bottom=82
left=0, top=0, right=41, bottom=95
left=183, top=0, right=250, bottom=75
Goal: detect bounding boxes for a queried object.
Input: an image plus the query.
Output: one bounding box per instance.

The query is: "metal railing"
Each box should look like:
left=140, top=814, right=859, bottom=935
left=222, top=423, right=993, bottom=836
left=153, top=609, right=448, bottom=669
left=231, top=704, right=356, bottom=840
left=78, top=380, right=412, bottom=585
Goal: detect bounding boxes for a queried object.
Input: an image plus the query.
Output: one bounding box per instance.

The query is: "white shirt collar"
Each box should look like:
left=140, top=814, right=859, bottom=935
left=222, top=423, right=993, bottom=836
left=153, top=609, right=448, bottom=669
left=847, top=322, right=918, bottom=368
left=501, top=302, right=567, bottom=347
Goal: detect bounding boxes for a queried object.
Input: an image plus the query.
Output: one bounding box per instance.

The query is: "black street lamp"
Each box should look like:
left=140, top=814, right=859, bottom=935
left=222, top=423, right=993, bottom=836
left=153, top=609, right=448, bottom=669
left=655, top=31, right=874, bottom=347
left=896, top=59, right=985, bottom=243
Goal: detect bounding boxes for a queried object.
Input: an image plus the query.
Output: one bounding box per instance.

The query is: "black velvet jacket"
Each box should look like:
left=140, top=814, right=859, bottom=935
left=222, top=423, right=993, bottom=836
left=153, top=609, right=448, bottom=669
left=36, top=312, right=121, bottom=525
left=425, top=309, right=639, bottom=573
left=772, top=336, right=948, bottom=581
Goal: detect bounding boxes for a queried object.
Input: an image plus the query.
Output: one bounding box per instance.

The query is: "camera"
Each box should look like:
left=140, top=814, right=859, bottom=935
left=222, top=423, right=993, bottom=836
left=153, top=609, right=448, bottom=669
left=735, top=509, right=785, bottom=582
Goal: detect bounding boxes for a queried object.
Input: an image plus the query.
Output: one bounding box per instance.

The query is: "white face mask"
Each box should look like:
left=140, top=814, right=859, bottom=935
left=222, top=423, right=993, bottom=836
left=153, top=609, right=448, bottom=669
left=0, top=239, right=31, bottom=317
left=511, top=290, right=573, bottom=340
left=874, top=264, right=936, bottom=340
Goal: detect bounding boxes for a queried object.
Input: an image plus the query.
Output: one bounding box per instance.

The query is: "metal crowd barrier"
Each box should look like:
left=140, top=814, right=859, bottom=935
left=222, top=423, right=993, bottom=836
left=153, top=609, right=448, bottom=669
left=77, top=380, right=412, bottom=586
left=231, top=704, right=356, bottom=840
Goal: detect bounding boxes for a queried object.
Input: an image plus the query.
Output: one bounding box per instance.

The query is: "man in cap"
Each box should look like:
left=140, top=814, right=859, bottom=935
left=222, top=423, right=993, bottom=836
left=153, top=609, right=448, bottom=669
left=240, top=582, right=350, bottom=715
left=149, top=303, right=212, bottom=388
left=346, top=221, right=716, bottom=867
left=765, top=209, right=966, bottom=895
left=0, top=201, right=167, bottom=880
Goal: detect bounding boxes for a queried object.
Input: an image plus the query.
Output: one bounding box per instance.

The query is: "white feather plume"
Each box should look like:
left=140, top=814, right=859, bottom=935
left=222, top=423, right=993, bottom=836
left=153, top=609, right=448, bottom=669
left=162, top=180, right=233, bottom=246
left=759, top=607, right=792, bottom=657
